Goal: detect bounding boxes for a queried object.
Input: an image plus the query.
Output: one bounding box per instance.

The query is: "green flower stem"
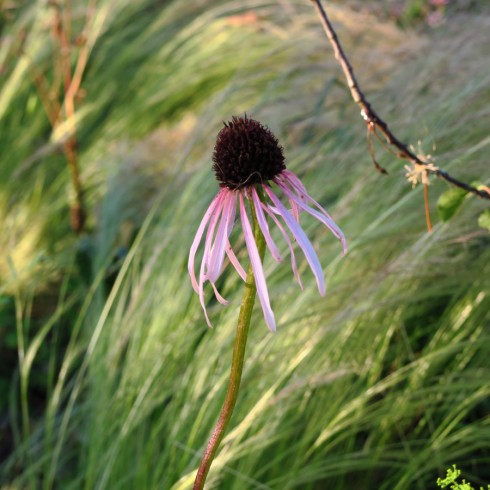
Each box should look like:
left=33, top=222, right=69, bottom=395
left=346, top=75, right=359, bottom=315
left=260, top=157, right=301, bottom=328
left=193, top=202, right=266, bottom=490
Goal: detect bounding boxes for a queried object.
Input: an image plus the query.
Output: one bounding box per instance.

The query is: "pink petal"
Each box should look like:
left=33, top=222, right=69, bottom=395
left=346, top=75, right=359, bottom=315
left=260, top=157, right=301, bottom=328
left=222, top=192, right=248, bottom=281
left=290, top=199, right=300, bottom=223
left=226, top=240, right=247, bottom=281
left=280, top=171, right=345, bottom=251
left=239, top=193, right=276, bottom=332
left=282, top=170, right=307, bottom=194
left=202, top=193, right=227, bottom=279
left=207, top=192, right=237, bottom=283
left=212, top=283, right=228, bottom=305
left=199, top=191, right=228, bottom=327
left=251, top=187, right=282, bottom=262
left=227, top=191, right=237, bottom=234
left=265, top=185, right=326, bottom=296
left=261, top=200, right=304, bottom=290
left=198, top=269, right=212, bottom=328
left=278, top=181, right=347, bottom=255
left=188, top=190, right=225, bottom=294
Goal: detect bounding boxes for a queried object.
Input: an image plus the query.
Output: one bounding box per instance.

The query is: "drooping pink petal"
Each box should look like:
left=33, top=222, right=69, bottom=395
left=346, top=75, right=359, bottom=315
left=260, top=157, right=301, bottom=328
left=290, top=199, right=300, bottom=223
left=202, top=193, right=227, bottom=279
left=276, top=173, right=301, bottom=220
left=239, top=193, right=276, bottom=332
left=278, top=180, right=347, bottom=255
left=227, top=191, right=237, bottom=234
left=188, top=189, right=225, bottom=294
left=279, top=171, right=320, bottom=210
left=220, top=192, right=248, bottom=281
left=207, top=191, right=237, bottom=283
left=265, top=185, right=326, bottom=296
left=281, top=170, right=308, bottom=195
left=251, top=187, right=282, bottom=263
left=261, top=199, right=303, bottom=290
left=198, top=190, right=229, bottom=327
left=225, top=239, right=247, bottom=281
left=278, top=179, right=339, bottom=235
left=211, top=283, right=228, bottom=305
left=279, top=171, right=347, bottom=253
left=278, top=172, right=314, bottom=208
left=198, top=266, right=212, bottom=328
left=267, top=204, right=281, bottom=216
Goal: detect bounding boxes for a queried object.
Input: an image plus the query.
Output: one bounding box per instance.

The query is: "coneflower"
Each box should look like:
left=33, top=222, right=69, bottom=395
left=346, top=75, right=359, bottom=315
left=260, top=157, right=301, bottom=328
left=189, top=115, right=346, bottom=332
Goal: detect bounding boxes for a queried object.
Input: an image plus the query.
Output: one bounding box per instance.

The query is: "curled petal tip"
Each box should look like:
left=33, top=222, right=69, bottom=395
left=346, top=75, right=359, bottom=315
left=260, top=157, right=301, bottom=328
left=265, top=313, right=277, bottom=333
left=341, top=238, right=348, bottom=256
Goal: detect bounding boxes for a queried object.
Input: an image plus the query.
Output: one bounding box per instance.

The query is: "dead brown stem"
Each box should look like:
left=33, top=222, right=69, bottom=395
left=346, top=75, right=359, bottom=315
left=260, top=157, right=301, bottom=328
left=52, top=3, right=86, bottom=233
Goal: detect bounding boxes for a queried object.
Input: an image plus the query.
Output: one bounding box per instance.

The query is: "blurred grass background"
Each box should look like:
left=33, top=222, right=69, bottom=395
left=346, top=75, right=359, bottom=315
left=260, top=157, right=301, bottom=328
left=0, top=0, right=489, bottom=488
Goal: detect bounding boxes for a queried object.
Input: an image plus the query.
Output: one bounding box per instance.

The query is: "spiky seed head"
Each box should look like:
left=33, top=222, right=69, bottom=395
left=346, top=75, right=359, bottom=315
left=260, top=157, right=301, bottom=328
left=212, top=115, right=286, bottom=189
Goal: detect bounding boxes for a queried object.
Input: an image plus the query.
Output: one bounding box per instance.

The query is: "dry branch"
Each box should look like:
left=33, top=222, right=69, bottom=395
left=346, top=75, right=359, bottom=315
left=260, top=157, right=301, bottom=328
left=310, top=0, right=490, bottom=200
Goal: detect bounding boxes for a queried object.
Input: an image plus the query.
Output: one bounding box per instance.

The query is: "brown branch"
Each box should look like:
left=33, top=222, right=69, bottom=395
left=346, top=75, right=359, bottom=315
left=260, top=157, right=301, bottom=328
left=51, top=2, right=86, bottom=233
left=310, top=0, right=490, bottom=200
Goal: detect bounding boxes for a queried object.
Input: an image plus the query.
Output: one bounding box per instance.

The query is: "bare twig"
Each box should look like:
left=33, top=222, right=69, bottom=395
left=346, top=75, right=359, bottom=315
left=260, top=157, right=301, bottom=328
left=53, top=4, right=86, bottom=233
left=310, top=0, right=490, bottom=200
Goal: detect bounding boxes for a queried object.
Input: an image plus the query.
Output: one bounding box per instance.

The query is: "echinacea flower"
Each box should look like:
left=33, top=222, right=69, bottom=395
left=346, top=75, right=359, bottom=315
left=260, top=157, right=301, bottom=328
left=189, top=115, right=346, bottom=332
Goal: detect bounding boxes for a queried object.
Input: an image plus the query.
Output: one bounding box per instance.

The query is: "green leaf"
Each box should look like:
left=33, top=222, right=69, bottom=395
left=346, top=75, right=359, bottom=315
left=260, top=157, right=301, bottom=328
left=437, top=188, right=468, bottom=221
left=478, top=209, right=490, bottom=231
